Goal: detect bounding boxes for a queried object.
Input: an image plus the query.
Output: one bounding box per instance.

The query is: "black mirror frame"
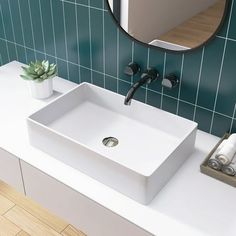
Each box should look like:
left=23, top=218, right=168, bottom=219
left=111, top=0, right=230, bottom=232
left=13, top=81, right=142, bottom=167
left=106, top=0, right=231, bottom=53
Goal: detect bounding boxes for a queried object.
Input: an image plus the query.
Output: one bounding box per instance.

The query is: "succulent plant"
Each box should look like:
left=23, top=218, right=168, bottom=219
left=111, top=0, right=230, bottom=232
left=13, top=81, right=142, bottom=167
left=20, top=60, right=57, bottom=82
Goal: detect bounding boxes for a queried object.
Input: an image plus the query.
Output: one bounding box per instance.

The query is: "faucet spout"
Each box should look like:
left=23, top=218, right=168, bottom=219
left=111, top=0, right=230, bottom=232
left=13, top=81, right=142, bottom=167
left=124, top=68, right=159, bottom=105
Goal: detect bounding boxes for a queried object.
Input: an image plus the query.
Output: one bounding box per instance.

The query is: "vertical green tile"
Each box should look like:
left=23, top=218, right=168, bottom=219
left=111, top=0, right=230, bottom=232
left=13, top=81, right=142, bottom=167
left=195, top=107, right=212, bottom=133
left=180, top=49, right=203, bottom=103
left=178, top=101, right=195, bottom=121
left=90, top=0, right=103, bottom=9
left=164, top=52, right=183, bottom=98
left=90, top=8, right=104, bottom=72
left=9, top=0, right=24, bottom=45
left=118, top=80, right=131, bottom=96
left=76, top=0, right=88, bottom=6
left=118, top=30, right=132, bottom=83
left=0, top=39, right=9, bottom=64
left=0, top=7, right=5, bottom=39
left=197, top=38, right=225, bottom=110
left=148, top=48, right=165, bottom=92
left=7, top=42, right=17, bottom=61
left=16, top=45, right=26, bottom=63
left=76, top=5, right=91, bottom=67
left=92, top=71, right=104, bottom=87
left=104, top=11, right=117, bottom=77
left=57, top=59, right=69, bottom=80
left=40, top=0, right=56, bottom=56
left=216, top=40, right=236, bottom=116
left=105, top=75, right=118, bottom=92
left=18, top=0, right=34, bottom=49
left=162, top=96, right=178, bottom=114
left=211, top=114, right=232, bottom=136
left=64, top=2, right=79, bottom=64
left=28, top=0, right=44, bottom=52
left=80, top=67, right=91, bottom=83
left=1, top=1, right=14, bottom=41
left=68, top=63, right=80, bottom=84
left=51, top=0, right=66, bottom=60
left=133, top=86, right=146, bottom=103
left=147, top=91, right=161, bottom=108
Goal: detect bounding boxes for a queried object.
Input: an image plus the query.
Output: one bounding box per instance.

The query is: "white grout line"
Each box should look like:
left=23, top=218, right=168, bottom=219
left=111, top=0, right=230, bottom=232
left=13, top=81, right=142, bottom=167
left=88, top=0, right=93, bottom=83
left=176, top=53, right=185, bottom=115
left=61, top=1, right=70, bottom=81
left=216, top=35, right=236, bottom=42
left=17, top=0, right=28, bottom=63
left=0, top=5, right=10, bottom=62
left=230, top=104, right=236, bottom=133
left=145, top=48, right=150, bottom=103
left=38, top=0, right=47, bottom=59
left=193, top=47, right=205, bottom=121
left=74, top=0, right=81, bottom=84
left=102, top=0, right=106, bottom=88
left=27, top=0, right=37, bottom=61
left=7, top=0, right=19, bottom=61
left=160, top=53, right=166, bottom=109
left=60, top=0, right=108, bottom=12
left=210, top=0, right=235, bottom=133
left=131, top=41, right=135, bottom=85
left=49, top=0, right=58, bottom=66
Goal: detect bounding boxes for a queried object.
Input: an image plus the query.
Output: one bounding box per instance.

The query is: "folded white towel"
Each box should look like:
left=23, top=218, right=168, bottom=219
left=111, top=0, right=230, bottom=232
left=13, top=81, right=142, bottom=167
left=227, top=133, right=236, bottom=145
left=215, top=139, right=236, bottom=165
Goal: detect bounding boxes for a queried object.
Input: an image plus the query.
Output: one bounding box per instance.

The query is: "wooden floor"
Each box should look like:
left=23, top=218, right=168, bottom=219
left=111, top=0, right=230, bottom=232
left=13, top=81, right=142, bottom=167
left=159, top=0, right=226, bottom=48
left=0, top=180, right=86, bottom=236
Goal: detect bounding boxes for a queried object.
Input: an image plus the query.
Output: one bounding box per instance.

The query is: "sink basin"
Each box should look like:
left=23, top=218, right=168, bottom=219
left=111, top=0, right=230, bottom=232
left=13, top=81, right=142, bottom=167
left=27, top=83, right=197, bottom=204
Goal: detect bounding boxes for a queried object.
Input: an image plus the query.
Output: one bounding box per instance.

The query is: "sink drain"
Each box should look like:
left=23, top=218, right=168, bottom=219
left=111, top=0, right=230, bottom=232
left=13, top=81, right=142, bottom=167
left=102, top=137, right=119, bottom=147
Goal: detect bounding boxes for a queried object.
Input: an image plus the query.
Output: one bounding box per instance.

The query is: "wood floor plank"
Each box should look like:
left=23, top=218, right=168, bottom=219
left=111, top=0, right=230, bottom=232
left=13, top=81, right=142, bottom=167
left=61, top=225, right=86, bottom=236
left=17, top=230, right=31, bottom=236
left=0, top=194, right=15, bottom=215
left=4, top=206, right=61, bottom=236
left=0, top=215, right=21, bottom=236
left=159, top=0, right=225, bottom=48
left=0, top=180, right=68, bottom=233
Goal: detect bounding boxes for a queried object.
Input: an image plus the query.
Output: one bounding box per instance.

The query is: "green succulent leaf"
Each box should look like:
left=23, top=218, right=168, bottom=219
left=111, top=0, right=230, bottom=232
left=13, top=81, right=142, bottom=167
left=20, top=74, right=33, bottom=80
left=20, top=60, right=57, bottom=81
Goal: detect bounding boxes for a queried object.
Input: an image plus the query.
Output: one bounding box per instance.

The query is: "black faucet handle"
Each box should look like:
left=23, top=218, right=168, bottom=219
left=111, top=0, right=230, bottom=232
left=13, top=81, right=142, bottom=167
left=141, top=68, right=160, bottom=83
left=162, top=74, right=179, bottom=89
left=124, top=62, right=140, bottom=76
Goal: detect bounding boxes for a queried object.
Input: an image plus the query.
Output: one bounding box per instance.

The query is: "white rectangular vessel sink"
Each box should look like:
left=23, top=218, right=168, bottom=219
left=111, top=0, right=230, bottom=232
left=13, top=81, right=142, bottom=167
left=28, top=83, right=197, bottom=204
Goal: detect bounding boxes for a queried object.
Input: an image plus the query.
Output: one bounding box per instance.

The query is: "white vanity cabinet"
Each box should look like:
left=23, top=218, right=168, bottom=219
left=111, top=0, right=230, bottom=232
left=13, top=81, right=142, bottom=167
left=20, top=161, right=152, bottom=236
left=0, top=148, right=25, bottom=193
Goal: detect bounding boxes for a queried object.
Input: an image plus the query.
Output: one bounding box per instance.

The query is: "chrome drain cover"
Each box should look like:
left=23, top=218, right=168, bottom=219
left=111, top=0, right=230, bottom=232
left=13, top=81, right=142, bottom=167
left=102, top=137, right=119, bottom=147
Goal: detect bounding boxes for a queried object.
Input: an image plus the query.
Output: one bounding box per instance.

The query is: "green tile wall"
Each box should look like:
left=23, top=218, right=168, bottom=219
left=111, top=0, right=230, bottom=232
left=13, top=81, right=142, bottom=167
left=0, top=0, right=236, bottom=137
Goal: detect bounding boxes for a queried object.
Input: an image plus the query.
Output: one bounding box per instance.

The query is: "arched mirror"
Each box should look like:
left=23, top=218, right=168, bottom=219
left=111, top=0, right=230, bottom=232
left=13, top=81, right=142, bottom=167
left=107, top=0, right=229, bottom=52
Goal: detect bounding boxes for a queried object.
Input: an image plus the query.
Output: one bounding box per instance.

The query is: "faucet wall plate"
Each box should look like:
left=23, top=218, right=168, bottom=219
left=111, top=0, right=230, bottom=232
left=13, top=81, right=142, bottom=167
left=162, top=74, right=179, bottom=89
left=124, top=62, right=140, bottom=76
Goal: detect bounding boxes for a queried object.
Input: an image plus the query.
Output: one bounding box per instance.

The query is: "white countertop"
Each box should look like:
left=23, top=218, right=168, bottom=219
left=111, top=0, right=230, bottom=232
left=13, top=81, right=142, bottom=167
left=0, top=61, right=235, bottom=236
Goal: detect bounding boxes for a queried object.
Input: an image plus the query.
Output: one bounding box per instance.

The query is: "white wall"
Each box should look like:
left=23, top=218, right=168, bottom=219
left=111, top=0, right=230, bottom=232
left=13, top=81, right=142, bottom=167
left=125, top=0, right=220, bottom=43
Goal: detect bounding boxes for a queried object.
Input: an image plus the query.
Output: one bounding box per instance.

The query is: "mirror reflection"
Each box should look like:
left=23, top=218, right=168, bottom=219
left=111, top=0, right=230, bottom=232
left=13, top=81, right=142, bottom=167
left=108, top=0, right=227, bottom=51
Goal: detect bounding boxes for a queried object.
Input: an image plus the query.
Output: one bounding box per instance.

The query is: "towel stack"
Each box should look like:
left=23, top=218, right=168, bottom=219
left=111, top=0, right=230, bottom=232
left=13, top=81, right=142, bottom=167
left=208, top=134, right=236, bottom=176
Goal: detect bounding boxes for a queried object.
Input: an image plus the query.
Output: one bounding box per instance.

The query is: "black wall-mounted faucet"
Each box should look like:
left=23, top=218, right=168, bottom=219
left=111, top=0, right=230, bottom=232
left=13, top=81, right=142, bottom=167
left=124, top=68, right=160, bottom=105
